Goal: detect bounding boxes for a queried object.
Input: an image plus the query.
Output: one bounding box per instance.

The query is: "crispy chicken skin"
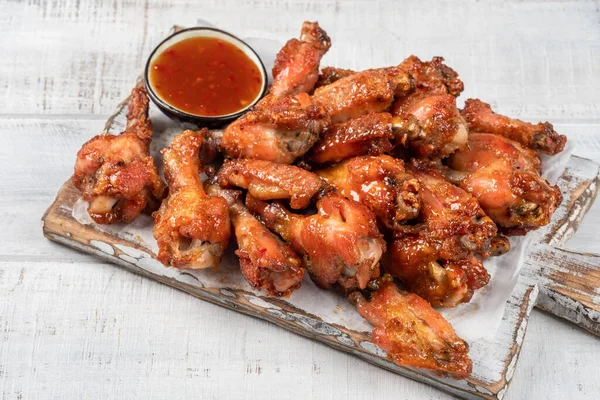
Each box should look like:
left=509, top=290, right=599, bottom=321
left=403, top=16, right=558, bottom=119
left=391, top=93, right=468, bottom=158
left=445, top=133, right=562, bottom=235
left=349, top=276, right=472, bottom=378
left=307, top=112, right=421, bottom=164
left=383, top=160, right=498, bottom=307
left=73, top=87, right=165, bottom=224
left=461, top=99, right=567, bottom=155
left=317, top=155, right=421, bottom=229
left=315, top=66, right=356, bottom=88
left=246, top=194, right=385, bottom=292
left=312, top=67, right=415, bottom=123
left=389, top=56, right=468, bottom=158
left=153, top=130, right=231, bottom=269
left=270, top=21, right=331, bottom=97
left=206, top=185, right=305, bottom=296
left=217, top=159, right=324, bottom=209
left=397, top=56, right=464, bottom=97
left=315, top=56, right=464, bottom=96
left=220, top=92, right=329, bottom=164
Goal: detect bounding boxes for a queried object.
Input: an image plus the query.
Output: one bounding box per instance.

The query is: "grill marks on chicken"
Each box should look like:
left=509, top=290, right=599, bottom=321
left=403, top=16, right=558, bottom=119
left=246, top=194, right=385, bottom=292
left=270, top=21, right=331, bottom=98
left=383, top=161, right=499, bottom=307
left=73, top=87, right=165, bottom=224
left=206, top=185, right=304, bottom=296
left=461, top=99, right=567, bottom=155
left=217, top=159, right=324, bottom=209
left=349, top=276, right=472, bottom=378
left=153, top=130, right=231, bottom=269
left=445, top=133, right=562, bottom=235
left=317, top=155, right=420, bottom=229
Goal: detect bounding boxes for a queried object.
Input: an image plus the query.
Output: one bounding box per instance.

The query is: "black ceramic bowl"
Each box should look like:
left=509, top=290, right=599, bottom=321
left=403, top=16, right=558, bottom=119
left=144, top=27, right=268, bottom=128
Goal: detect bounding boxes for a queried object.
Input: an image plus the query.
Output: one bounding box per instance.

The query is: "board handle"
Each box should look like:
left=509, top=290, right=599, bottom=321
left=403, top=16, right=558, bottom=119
left=527, top=155, right=600, bottom=335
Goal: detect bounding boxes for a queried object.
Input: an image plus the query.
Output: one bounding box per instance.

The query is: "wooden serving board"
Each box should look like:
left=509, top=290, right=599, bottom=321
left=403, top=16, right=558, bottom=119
left=42, top=133, right=600, bottom=400
left=41, top=27, right=600, bottom=400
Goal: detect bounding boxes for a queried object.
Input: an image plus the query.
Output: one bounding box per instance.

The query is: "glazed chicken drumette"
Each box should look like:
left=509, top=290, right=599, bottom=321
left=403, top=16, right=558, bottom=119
left=73, top=86, right=165, bottom=224
left=153, top=129, right=231, bottom=269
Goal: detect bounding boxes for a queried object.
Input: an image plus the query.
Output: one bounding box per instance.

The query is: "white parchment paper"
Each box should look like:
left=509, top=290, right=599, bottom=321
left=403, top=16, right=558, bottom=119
left=73, top=21, right=574, bottom=342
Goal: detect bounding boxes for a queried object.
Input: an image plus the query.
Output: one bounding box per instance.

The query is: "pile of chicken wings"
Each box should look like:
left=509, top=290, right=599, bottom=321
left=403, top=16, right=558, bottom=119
left=73, top=21, right=566, bottom=378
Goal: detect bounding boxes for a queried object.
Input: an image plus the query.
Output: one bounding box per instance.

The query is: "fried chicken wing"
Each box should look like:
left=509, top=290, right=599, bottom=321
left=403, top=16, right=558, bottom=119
left=317, top=155, right=420, bottom=229
left=349, top=276, right=472, bottom=378
left=461, top=99, right=567, bottom=155
left=383, top=161, right=499, bottom=307
left=220, top=93, right=329, bottom=164
left=445, top=133, right=562, bottom=235
left=270, top=21, right=331, bottom=97
left=73, top=87, right=165, bottom=224
left=206, top=184, right=305, bottom=296
left=306, top=112, right=421, bottom=164
left=313, top=67, right=415, bottom=123
left=391, top=93, right=468, bottom=158
left=398, top=56, right=464, bottom=97
left=246, top=194, right=385, bottom=292
left=384, top=56, right=467, bottom=158
left=315, top=66, right=356, bottom=88
left=153, top=130, right=231, bottom=269
left=217, top=159, right=324, bottom=209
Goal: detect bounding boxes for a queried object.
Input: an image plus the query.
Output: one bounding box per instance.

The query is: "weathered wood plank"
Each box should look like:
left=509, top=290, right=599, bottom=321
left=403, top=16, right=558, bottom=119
left=1, top=0, right=599, bottom=119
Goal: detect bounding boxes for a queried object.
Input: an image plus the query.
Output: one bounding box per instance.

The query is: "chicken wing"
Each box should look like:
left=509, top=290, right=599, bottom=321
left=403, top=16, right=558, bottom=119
left=312, top=66, right=415, bottom=123
left=217, top=158, right=324, bottom=209
left=397, top=56, right=464, bottom=97
left=445, top=133, right=562, bottom=235
left=306, top=112, right=421, bottom=164
left=270, top=21, right=331, bottom=97
left=206, top=184, right=305, bottom=296
left=73, top=87, right=165, bottom=224
left=316, top=155, right=420, bottom=229
left=391, top=93, right=468, bottom=158
left=384, top=56, right=468, bottom=158
left=461, top=99, right=567, bottom=155
left=315, top=66, right=356, bottom=88
left=153, top=130, right=231, bottom=269
left=383, top=160, right=499, bottom=307
left=219, top=92, right=329, bottom=164
left=246, top=194, right=385, bottom=292
left=349, top=275, right=472, bottom=378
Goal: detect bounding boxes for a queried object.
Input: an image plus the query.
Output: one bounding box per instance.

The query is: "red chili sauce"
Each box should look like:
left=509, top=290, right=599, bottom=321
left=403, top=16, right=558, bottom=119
left=149, top=36, right=263, bottom=116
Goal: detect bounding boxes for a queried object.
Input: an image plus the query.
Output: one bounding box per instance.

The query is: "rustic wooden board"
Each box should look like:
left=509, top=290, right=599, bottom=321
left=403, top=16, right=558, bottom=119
left=2, top=1, right=599, bottom=398
left=41, top=155, right=600, bottom=399
left=29, top=9, right=599, bottom=399
left=41, top=104, right=600, bottom=400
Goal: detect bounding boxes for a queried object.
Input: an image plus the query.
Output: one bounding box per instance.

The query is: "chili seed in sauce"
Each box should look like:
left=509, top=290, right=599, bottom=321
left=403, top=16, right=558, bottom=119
left=149, top=36, right=263, bottom=116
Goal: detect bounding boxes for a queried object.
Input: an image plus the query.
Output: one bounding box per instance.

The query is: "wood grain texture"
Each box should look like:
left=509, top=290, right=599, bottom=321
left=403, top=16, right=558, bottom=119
left=2, top=0, right=600, bottom=399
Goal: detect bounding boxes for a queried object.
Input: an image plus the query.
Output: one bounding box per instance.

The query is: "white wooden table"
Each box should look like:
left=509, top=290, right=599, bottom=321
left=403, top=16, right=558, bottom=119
left=1, top=1, right=599, bottom=399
